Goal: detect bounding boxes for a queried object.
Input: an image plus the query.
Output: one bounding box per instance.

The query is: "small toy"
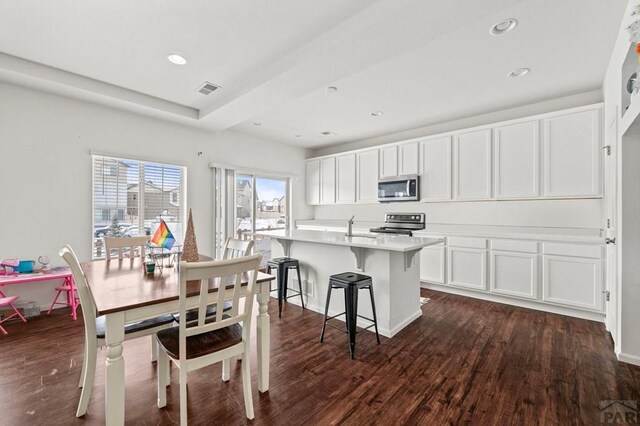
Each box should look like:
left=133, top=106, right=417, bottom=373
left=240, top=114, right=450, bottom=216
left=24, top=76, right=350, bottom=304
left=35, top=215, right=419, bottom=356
left=0, top=258, right=20, bottom=275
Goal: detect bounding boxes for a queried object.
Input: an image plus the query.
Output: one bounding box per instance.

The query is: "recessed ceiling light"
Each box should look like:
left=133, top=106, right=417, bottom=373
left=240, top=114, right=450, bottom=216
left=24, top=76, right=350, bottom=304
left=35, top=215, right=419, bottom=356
left=508, top=67, right=530, bottom=78
left=326, top=86, right=338, bottom=93
left=371, top=111, right=383, bottom=117
left=167, top=54, right=187, bottom=65
left=253, top=122, right=262, bottom=126
left=294, top=134, right=302, bottom=138
left=490, top=18, right=518, bottom=36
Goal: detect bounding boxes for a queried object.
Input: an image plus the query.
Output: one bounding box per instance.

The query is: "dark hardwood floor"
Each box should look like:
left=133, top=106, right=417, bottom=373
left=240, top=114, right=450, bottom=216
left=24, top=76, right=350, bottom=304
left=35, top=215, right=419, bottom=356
left=1, top=289, right=638, bottom=425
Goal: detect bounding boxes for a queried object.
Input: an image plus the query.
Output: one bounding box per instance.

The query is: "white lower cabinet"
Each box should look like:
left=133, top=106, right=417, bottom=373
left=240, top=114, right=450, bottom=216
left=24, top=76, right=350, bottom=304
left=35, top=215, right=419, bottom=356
left=447, top=247, right=487, bottom=290
left=490, top=251, right=538, bottom=299
left=542, top=255, right=603, bottom=311
left=419, top=235, right=605, bottom=317
left=420, top=244, right=446, bottom=284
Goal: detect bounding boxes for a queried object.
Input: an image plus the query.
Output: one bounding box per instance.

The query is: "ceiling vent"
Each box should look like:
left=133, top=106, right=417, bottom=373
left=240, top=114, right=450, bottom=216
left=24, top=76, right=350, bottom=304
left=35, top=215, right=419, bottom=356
left=196, top=82, right=220, bottom=95
left=321, top=131, right=338, bottom=136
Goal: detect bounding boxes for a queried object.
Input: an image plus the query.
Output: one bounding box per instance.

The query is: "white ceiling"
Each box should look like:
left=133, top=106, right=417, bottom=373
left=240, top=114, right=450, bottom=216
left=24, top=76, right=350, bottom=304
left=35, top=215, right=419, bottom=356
left=0, top=0, right=626, bottom=148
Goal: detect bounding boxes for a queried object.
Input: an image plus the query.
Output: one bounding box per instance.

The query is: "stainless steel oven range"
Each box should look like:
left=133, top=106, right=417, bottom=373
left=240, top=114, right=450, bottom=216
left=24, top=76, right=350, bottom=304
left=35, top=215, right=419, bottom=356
left=369, top=213, right=425, bottom=236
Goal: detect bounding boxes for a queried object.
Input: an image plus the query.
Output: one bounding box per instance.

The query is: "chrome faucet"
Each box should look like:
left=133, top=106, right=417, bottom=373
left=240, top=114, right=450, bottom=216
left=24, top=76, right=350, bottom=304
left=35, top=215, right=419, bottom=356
left=347, top=215, right=355, bottom=237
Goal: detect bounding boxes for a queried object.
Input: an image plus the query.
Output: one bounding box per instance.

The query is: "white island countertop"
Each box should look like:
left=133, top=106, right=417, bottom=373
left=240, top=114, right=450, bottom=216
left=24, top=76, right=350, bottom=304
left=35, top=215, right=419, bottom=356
left=252, top=229, right=443, bottom=252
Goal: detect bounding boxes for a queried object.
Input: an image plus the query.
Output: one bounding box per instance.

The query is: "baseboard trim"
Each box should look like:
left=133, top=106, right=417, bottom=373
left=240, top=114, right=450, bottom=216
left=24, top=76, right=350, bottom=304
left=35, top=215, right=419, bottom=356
left=388, top=310, right=422, bottom=337
left=422, top=282, right=606, bottom=323
left=618, top=352, right=640, bottom=366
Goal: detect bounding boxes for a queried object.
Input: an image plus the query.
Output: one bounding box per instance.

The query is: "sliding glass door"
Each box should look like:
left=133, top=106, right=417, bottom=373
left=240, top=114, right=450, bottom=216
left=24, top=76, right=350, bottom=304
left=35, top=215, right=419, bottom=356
left=213, top=167, right=289, bottom=265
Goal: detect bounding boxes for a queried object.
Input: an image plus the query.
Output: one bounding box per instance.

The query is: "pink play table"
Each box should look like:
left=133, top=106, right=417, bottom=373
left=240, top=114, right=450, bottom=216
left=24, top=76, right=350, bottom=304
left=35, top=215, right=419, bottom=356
left=0, top=266, right=77, bottom=320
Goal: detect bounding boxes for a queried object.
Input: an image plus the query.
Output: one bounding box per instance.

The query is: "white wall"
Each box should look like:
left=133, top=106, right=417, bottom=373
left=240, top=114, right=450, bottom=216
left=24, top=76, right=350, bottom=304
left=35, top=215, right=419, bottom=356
left=0, top=83, right=310, bottom=309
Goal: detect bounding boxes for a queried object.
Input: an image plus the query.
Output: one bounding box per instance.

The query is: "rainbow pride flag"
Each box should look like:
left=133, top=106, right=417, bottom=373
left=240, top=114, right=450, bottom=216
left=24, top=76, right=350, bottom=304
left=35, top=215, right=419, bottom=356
left=151, top=219, right=175, bottom=250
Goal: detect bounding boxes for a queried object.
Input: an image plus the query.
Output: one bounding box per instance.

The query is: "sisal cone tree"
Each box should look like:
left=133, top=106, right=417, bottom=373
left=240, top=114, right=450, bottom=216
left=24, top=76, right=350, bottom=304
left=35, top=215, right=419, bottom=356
left=182, top=209, right=200, bottom=262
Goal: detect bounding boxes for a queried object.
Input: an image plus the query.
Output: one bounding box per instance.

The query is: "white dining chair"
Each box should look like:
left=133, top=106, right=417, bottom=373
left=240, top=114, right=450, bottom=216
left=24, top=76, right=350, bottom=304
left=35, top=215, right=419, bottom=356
left=172, top=238, right=254, bottom=324
left=59, top=245, right=175, bottom=417
left=222, top=237, right=254, bottom=259
left=104, top=235, right=149, bottom=261
left=156, top=254, right=262, bottom=424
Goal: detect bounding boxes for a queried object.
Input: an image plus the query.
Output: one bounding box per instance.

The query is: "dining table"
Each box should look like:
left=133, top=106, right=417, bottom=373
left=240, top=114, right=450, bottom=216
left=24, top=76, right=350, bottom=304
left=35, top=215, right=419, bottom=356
left=81, top=255, right=275, bottom=426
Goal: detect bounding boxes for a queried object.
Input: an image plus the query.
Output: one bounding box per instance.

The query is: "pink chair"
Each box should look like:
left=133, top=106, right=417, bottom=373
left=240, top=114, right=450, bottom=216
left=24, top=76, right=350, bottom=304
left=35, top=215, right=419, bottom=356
left=0, top=295, right=27, bottom=335
left=47, top=277, right=79, bottom=319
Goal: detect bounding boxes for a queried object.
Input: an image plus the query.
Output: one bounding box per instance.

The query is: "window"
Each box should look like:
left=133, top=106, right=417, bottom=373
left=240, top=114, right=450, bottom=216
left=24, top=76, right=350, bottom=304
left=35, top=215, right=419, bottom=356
left=212, top=166, right=289, bottom=266
left=92, top=155, right=186, bottom=259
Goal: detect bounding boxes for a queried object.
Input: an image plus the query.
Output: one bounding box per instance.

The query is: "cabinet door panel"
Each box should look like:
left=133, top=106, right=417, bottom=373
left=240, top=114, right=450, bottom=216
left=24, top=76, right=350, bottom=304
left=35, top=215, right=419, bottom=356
left=379, top=146, right=398, bottom=178
left=447, top=247, right=487, bottom=290
left=357, top=150, right=379, bottom=203
left=453, top=129, right=492, bottom=200
left=399, top=142, right=419, bottom=175
left=543, top=108, right=601, bottom=197
left=305, top=159, right=320, bottom=205
left=419, top=137, right=452, bottom=201
left=494, top=120, right=540, bottom=198
left=490, top=251, right=538, bottom=299
left=336, top=154, right=356, bottom=204
left=542, top=255, right=603, bottom=311
left=420, top=245, right=445, bottom=284
left=320, top=157, right=336, bottom=204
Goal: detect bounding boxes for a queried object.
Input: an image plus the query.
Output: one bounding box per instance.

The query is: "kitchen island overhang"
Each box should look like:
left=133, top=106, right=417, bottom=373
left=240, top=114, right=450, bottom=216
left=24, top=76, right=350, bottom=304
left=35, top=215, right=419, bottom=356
left=252, top=229, right=443, bottom=338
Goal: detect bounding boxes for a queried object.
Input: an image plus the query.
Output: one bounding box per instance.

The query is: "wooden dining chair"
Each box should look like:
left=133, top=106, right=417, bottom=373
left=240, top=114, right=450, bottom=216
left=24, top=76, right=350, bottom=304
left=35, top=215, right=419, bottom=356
left=104, top=236, right=149, bottom=261
left=59, top=245, right=176, bottom=417
left=156, top=253, right=262, bottom=424
left=0, top=295, right=27, bottom=335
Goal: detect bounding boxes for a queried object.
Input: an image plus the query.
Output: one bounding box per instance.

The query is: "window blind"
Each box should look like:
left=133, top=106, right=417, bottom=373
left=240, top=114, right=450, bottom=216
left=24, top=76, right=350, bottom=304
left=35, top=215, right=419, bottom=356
left=92, top=154, right=186, bottom=259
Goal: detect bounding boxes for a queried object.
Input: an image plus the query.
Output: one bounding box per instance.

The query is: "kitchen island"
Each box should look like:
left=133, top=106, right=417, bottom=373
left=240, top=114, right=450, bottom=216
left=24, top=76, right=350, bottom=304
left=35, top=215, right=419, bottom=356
left=253, top=229, right=443, bottom=337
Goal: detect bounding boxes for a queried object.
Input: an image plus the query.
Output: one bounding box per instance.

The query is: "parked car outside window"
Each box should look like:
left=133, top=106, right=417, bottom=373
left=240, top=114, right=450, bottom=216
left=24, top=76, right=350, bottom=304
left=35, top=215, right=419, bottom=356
left=94, top=223, right=132, bottom=238
left=122, top=226, right=151, bottom=237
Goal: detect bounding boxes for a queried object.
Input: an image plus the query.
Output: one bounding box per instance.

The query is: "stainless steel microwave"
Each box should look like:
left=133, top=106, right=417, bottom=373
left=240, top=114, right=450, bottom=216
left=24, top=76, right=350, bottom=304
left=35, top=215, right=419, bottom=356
left=377, top=175, right=420, bottom=202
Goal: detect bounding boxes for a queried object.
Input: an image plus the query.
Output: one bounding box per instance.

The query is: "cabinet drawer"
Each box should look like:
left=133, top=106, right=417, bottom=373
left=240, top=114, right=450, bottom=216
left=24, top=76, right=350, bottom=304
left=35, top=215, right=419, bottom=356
left=491, top=239, right=538, bottom=253
left=542, top=243, right=602, bottom=259
left=448, top=237, right=487, bottom=249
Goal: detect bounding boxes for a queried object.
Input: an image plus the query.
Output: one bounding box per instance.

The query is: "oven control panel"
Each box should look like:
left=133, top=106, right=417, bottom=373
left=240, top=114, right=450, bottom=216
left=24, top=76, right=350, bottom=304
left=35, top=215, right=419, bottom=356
left=384, top=213, right=425, bottom=224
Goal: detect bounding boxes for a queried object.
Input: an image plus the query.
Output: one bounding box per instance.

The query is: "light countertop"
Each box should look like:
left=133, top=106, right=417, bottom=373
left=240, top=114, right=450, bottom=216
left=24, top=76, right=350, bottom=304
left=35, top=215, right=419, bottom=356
left=252, top=229, right=444, bottom=252
left=296, top=220, right=604, bottom=243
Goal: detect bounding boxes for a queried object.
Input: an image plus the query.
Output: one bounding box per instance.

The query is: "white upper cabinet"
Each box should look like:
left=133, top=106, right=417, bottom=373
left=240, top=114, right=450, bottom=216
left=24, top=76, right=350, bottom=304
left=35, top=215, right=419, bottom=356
left=493, top=120, right=540, bottom=199
left=419, top=136, right=452, bottom=201
left=336, top=153, right=356, bottom=204
left=320, top=157, right=336, bottom=204
left=453, top=129, right=492, bottom=200
left=305, top=159, right=320, bottom=205
left=379, top=146, right=398, bottom=178
left=398, top=141, right=419, bottom=175
left=305, top=104, right=603, bottom=205
left=542, top=108, right=602, bottom=197
left=357, top=149, right=379, bottom=203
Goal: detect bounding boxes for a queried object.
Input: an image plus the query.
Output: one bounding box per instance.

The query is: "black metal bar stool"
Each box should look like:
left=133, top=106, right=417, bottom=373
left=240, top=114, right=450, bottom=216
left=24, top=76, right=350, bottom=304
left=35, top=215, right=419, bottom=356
left=266, top=257, right=305, bottom=318
left=319, top=272, right=380, bottom=359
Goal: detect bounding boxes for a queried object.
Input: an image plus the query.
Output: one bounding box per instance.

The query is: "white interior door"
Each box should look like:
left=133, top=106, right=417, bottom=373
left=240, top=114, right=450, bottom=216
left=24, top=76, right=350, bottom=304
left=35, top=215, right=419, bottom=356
left=605, top=114, right=619, bottom=347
